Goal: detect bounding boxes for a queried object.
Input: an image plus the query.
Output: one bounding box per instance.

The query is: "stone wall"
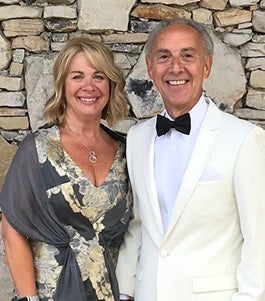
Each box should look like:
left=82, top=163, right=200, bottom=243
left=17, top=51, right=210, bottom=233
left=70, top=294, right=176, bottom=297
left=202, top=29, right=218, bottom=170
left=0, top=0, right=265, bottom=299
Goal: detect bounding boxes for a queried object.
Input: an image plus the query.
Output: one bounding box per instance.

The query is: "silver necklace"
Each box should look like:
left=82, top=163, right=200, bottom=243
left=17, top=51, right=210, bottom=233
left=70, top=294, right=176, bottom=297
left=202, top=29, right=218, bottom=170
left=64, top=125, right=99, bottom=164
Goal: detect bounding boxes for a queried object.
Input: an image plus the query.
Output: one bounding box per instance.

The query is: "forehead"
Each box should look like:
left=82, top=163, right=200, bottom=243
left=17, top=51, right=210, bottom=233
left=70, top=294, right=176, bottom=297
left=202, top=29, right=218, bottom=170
left=68, top=51, right=95, bottom=70
left=69, top=51, right=88, bottom=66
left=152, top=24, right=204, bottom=52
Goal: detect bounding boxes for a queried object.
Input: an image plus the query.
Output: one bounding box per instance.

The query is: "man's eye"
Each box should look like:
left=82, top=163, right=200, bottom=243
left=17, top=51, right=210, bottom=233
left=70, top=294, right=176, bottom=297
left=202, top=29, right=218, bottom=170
left=182, top=53, right=194, bottom=61
left=157, top=54, right=170, bottom=62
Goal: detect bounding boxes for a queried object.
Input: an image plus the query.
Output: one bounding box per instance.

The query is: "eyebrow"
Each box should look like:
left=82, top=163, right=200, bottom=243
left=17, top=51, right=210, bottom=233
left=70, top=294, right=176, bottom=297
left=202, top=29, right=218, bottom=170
left=155, top=47, right=196, bottom=54
left=69, top=70, right=83, bottom=74
left=155, top=48, right=170, bottom=54
left=69, top=70, right=104, bottom=75
left=181, top=47, right=196, bottom=52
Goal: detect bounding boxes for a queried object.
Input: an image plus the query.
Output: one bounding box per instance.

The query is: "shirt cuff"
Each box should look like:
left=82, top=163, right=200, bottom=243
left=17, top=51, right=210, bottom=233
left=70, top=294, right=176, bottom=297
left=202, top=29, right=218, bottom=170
left=120, top=294, right=132, bottom=300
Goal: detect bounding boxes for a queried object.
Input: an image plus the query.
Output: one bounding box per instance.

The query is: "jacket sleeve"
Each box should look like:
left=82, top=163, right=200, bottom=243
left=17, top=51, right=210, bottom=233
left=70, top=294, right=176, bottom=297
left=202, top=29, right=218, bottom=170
left=116, top=127, right=142, bottom=298
left=232, top=126, right=265, bottom=301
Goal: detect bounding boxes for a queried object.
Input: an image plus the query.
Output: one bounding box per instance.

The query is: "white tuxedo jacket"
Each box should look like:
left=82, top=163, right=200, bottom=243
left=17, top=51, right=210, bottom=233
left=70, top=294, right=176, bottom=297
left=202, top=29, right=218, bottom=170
left=116, top=99, right=265, bottom=301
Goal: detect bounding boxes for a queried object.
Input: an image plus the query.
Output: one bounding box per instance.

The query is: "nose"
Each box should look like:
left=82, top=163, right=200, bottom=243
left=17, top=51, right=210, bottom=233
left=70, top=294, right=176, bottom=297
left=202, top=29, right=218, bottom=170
left=81, top=78, right=95, bottom=91
left=170, top=56, right=184, bottom=73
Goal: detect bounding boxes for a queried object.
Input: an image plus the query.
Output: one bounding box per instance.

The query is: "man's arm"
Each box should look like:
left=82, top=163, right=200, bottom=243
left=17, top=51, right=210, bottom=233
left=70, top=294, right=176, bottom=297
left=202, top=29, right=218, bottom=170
left=116, top=187, right=141, bottom=298
left=232, top=126, right=265, bottom=301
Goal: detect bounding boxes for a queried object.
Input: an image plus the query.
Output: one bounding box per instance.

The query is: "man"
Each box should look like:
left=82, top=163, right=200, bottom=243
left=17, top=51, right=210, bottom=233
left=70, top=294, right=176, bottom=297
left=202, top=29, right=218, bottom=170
left=116, top=18, right=265, bottom=301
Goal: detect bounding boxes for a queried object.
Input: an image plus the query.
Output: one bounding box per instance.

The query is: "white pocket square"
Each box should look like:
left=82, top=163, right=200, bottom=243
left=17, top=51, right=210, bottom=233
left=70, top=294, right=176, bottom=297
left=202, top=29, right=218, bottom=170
left=199, top=166, right=223, bottom=182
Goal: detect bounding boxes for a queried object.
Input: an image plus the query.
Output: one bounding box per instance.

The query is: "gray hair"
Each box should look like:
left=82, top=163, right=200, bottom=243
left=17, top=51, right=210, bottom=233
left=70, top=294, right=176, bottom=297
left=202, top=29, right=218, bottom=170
left=145, top=18, right=214, bottom=57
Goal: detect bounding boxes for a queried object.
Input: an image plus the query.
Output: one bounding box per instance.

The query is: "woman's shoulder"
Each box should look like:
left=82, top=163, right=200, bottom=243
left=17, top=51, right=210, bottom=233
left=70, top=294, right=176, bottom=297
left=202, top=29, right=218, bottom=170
left=16, top=124, right=58, bottom=152
left=32, top=124, right=60, bottom=145
left=34, top=123, right=59, bottom=136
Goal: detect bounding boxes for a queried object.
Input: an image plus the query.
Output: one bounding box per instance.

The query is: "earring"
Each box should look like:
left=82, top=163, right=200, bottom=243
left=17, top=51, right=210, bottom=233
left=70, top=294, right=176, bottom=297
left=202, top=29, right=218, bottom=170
left=61, top=98, right=66, bottom=111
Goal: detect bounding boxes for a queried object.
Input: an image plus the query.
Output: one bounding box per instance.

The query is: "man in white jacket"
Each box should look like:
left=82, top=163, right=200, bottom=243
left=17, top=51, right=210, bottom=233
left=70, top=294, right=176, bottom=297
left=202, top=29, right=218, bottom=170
left=117, top=18, right=265, bottom=301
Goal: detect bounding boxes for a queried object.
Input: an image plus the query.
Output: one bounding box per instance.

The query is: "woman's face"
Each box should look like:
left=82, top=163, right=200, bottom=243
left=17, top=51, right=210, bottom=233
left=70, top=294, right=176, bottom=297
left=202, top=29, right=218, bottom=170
left=64, top=51, right=110, bottom=122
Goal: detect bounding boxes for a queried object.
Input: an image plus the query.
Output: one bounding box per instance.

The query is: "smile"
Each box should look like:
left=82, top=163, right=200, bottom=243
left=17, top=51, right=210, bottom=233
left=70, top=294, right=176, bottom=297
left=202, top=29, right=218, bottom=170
left=167, top=80, right=187, bottom=86
left=79, top=97, right=97, bottom=103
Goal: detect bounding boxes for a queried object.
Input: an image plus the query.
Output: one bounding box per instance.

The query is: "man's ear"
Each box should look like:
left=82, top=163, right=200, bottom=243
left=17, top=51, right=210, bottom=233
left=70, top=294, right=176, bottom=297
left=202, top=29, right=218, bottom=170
left=146, top=56, right=153, bottom=80
left=203, top=55, right=213, bottom=79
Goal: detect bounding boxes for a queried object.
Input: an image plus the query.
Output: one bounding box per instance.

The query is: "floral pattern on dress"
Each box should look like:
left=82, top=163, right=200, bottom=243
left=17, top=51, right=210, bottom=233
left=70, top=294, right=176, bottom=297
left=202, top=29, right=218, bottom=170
left=32, top=125, right=132, bottom=301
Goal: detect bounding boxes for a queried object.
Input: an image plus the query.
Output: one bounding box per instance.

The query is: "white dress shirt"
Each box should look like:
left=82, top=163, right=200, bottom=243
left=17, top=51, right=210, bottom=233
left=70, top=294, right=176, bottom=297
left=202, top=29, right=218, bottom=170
left=154, top=95, right=208, bottom=231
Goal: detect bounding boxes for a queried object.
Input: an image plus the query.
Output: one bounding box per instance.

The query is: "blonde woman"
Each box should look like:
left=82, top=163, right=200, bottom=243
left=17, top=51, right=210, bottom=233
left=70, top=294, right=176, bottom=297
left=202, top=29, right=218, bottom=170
left=1, top=38, right=132, bottom=301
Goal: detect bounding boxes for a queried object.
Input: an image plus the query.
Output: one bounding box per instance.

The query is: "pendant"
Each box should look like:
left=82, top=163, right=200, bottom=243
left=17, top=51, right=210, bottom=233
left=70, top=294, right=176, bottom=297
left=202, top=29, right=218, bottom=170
left=89, top=151, right=97, bottom=164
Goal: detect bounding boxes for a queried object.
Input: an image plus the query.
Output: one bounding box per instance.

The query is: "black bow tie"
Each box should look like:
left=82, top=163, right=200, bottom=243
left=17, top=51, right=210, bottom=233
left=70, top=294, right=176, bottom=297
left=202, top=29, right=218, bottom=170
left=156, top=113, right=191, bottom=136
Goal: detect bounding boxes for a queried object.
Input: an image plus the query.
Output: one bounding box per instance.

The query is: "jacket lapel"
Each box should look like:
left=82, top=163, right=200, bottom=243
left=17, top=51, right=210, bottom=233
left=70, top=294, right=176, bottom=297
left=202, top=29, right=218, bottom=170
left=142, top=118, right=164, bottom=237
left=165, top=100, right=223, bottom=238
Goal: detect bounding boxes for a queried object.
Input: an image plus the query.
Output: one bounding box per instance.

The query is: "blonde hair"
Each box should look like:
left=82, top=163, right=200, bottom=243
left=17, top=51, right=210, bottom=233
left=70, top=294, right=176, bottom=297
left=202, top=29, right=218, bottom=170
left=44, top=37, right=128, bottom=127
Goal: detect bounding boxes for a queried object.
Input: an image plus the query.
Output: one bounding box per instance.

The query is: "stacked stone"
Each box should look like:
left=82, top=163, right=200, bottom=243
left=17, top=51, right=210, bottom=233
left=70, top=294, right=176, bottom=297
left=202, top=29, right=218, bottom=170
left=0, top=0, right=265, bottom=140
left=1, top=0, right=265, bottom=299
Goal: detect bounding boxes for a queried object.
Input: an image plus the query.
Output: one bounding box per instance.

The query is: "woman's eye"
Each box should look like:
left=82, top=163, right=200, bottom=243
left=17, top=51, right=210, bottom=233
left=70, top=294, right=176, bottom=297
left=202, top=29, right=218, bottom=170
left=72, top=75, right=83, bottom=80
left=94, top=74, right=106, bottom=81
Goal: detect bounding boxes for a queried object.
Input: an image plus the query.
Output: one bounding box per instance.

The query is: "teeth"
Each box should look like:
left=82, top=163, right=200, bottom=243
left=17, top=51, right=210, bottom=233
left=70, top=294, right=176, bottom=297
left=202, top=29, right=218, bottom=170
left=168, top=80, right=186, bottom=85
left=79, top=97, right=96, bottom=103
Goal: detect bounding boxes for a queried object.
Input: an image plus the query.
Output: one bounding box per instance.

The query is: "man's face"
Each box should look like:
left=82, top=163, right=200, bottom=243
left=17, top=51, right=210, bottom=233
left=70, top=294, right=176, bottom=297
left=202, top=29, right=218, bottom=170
left=146, top=23, right=212, bottom=118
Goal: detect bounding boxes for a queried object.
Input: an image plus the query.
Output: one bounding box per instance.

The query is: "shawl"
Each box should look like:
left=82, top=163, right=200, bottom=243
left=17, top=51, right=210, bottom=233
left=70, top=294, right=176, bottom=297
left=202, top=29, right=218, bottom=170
left=0, top=124, right=126, bottom=301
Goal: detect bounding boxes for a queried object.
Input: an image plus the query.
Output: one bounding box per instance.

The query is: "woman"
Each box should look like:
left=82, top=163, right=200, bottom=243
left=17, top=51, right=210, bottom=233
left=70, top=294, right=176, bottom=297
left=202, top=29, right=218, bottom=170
left=0, top=38, right=132, bottom=301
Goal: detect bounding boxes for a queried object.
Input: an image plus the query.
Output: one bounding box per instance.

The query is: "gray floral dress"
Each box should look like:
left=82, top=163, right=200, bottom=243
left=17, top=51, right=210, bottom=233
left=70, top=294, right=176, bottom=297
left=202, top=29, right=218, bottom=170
left=0, top=124, right=132, bottom=301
